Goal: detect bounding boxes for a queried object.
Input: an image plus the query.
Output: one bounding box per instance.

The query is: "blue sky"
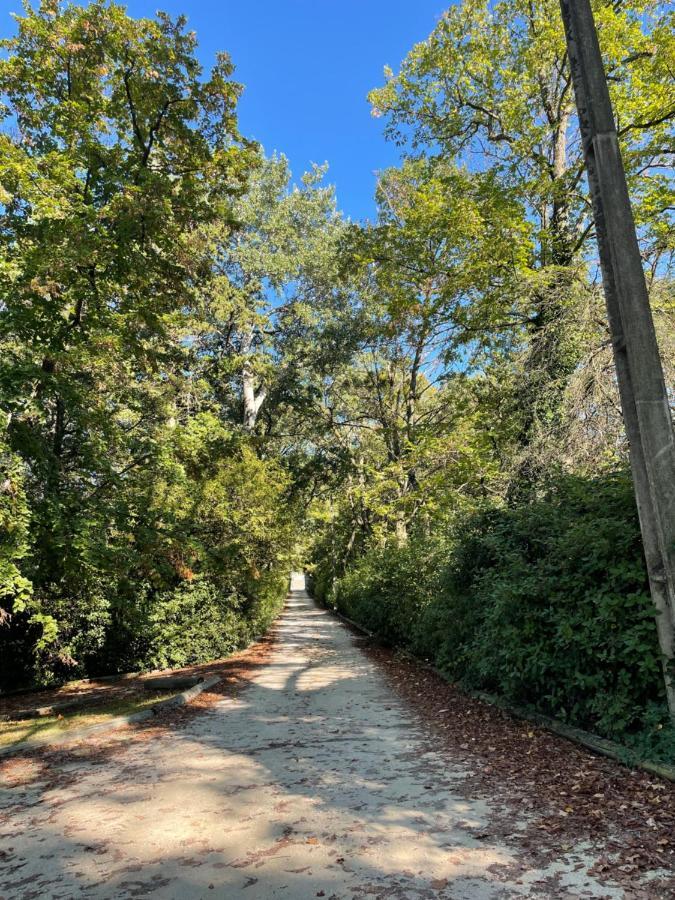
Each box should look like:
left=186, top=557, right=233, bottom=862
left=0, top=0, right=448, bottom=220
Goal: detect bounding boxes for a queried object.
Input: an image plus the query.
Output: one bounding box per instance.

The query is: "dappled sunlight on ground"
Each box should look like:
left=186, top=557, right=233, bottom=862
left=0, top=587, right=633, bottom=898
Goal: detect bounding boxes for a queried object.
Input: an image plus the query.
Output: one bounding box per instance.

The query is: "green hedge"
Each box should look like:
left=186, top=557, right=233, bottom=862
left=1, top=572, right=288, bottom=688
left=329, top=539, right=445, bottom=646
left=326, top=474, right=673, bottom=758
left=1, top=426, right=295, bottom=690
left=145, top=573, right=286, bottom=670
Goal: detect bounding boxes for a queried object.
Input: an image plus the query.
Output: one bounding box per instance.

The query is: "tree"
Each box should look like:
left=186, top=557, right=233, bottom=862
left=369, top=0, right=674, bottom=470
left=370, top=0, right=672, bottom=269
left=0, top=0, right=256, bottom=683
left=314, top=158, right=528, bottom=544
left=192, top=153, right=345, bottom=432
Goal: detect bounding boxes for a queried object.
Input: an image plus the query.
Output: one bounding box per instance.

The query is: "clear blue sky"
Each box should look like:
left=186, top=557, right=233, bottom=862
left=0, top=0, right=449, bottom=220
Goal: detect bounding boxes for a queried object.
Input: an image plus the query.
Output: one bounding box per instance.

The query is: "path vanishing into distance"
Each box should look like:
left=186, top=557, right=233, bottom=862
left=1, top=576, right=673, bottom=899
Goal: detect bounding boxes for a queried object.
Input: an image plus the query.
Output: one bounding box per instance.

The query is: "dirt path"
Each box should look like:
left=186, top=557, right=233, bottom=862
left=0, top=583, right=671, bottom=898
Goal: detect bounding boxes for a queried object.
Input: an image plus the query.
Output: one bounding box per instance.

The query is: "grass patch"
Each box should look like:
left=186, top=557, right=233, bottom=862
left=0, top=692, right=177, bottom=748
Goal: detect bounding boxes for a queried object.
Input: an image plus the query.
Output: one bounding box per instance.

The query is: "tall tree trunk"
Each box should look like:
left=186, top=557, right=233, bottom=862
left=550, top=107, right=575, bottom=268
left=242, top=363, right=266, bottom=430
left=560, top=0, right=675, bottom=720
left=241, top=330, right=266, bottom=430
left=509, top=101, right=584, bottom=493
left=394, top=512, right=408, bottom=546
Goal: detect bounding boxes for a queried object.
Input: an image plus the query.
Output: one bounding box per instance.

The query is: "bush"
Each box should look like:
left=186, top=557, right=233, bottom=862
left=147, top=581, right=260, bottom=670
left=326, top=473, right=672, bottom=754
left=332, top=539, right=444, bottom=648
left=0, top=428, right=295, bottom=690
left=85, top=571, right=288, bottom=677
left=435, top=474, right=666, bottom=739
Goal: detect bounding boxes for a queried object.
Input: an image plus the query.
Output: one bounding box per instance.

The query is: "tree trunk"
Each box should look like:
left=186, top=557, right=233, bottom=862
left=560, top=0, right=675, bottom=720
left=242, top=363, right=266, bottom=430
left=395, top=513, right=408, bottom=546
left=241, top=330, right=266, bottom=430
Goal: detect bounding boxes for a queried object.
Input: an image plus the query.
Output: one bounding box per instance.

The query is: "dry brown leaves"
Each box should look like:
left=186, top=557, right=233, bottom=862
left=361, top=640, right=675, bottom=894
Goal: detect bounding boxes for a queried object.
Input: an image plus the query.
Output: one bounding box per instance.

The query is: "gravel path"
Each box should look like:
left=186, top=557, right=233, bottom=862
left=0, top=581, right=667, bottom=899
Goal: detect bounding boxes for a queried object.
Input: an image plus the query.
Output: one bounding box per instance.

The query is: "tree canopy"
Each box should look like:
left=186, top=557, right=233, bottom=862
left=0, top=0, right=673, bottom=761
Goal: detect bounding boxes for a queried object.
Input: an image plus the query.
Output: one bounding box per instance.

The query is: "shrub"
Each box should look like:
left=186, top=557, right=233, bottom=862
left=435, top=474, right=666, bottom=740
left=326, top=473, right=672, bottom=753
left=0, top=429, right=294, bottom=690
left=147, top=581, right=255, bottom=670
left=332, top=539, right=444, bottom=647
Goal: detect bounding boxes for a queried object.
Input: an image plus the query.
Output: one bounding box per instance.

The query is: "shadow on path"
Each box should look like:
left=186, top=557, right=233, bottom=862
left=0, top=584, right=628, bottom=899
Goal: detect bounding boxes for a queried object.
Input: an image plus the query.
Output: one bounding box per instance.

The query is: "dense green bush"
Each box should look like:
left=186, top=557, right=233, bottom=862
left=147, top=581, right=249, bottom=670
left=146, top=574, right=286, bottom=670
left=0, top=428, right=294, bottom=690
left=325, top=473, right=672, bottom=755
left=331, top=539, right=444, bottom=647
left=305, top=562, right=332, bottom=607
left=434, top=475, right=666, bottom=735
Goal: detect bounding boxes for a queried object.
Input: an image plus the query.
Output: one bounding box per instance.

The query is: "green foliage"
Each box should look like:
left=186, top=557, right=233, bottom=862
left=146, top=582, right=250, bottom=671
left=195, top=151, right=346, bottom=432
left=146, top=575, right=285, bottom=671
left=0, top=2, right=295, bottom=689
left=434, top=475, right=665, bottom=736
left=0, top=424, right=33, bottom=618
left=330, top=538, right=443, bottom=647
left=367, top=0, right=673, bottom=480
left=369, top=0, right=672, bottom=270
left=325, top=474, right=673, bottom=757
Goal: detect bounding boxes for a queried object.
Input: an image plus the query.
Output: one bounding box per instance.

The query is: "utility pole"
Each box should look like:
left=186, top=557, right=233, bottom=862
left=559, top=0, right=675, bottom=719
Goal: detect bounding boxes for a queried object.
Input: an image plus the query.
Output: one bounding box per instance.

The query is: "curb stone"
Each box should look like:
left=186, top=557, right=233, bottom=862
left=0, top=675, right=221, bottom=758
left=1, top=670, right=192, bottom=720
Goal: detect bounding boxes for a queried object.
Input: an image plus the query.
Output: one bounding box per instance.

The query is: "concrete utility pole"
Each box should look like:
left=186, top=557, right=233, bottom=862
left=559, top=0, right=675, bottom=719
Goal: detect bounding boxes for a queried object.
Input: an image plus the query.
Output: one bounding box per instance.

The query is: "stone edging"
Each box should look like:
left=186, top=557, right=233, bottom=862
left=0, top=675, right=222, bottom=758
left=326, top=604, right=675, bottom=784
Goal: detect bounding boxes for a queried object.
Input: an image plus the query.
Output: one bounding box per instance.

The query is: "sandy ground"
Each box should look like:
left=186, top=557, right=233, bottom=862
left=0, top=579, right=668, bottom=898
